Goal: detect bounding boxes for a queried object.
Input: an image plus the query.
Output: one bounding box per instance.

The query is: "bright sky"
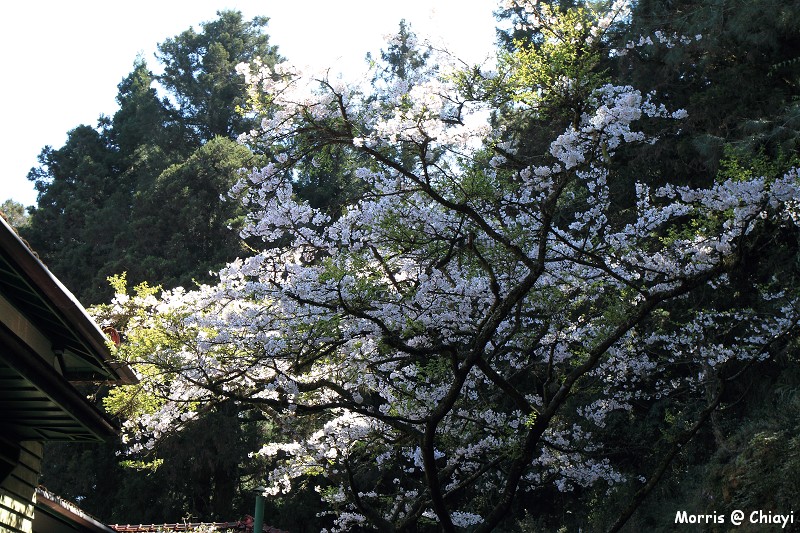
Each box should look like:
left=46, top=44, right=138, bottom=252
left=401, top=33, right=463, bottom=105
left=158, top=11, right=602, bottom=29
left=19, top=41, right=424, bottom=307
left=1, top=1, right=500, bottom=207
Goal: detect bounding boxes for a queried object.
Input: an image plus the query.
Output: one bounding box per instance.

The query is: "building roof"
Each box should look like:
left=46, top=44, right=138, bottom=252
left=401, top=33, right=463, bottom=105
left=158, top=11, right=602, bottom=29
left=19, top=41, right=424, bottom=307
left=0, top=215, right=137, bottom=441
left=110, top=516, right=288, bottom=533
left=35, top=486, right=116, bottom=533
left=33, top=490, right=290, bottom=533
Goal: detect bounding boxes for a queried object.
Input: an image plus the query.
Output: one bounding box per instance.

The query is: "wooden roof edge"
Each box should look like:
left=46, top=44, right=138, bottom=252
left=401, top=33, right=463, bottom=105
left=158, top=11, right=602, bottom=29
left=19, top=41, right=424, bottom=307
left=0, top=216, right=137, bottom=385
left=36, top=486, right=117, bottom=533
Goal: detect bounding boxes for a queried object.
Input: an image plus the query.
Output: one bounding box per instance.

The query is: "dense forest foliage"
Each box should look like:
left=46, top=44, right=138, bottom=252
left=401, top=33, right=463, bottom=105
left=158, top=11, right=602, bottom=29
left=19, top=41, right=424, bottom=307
left=17, top=10, right=291, bottom=527
left=2, top=1, right=800, bottom=531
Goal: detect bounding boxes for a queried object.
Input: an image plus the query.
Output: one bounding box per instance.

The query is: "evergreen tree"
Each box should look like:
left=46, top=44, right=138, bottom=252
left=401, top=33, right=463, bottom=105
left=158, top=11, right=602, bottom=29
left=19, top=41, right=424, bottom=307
left=0, top=199, right=29, bottom=228
left=24, top=125, right=120, bottom=302
left=23, top=10, right=280, bottom=305
left=127, top=136, right=261, bottom=289
left=369, top=19, right=431, bottom=83
left=111, top=58, right=186, bottom=164
left=156, top=10, right=282, bottom=143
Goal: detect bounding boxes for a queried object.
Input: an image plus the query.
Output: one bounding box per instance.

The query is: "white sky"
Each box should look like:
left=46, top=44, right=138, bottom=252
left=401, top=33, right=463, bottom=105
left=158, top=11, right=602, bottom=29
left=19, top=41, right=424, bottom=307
left=1, top=1, right=500, bottom=207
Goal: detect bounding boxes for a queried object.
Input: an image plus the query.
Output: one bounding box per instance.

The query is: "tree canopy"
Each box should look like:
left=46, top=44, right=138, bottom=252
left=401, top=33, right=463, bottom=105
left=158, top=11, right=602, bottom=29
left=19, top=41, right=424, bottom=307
left=23, top=10, right=280, bottom=304
left=157, top=10, right=282, bottom=143
left=98, top=1, right=800, bottom=531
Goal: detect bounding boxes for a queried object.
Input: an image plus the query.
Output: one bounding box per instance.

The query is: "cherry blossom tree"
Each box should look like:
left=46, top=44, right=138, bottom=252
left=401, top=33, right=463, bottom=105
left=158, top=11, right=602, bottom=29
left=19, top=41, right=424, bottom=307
left=101, top=2, right=800, bottom=531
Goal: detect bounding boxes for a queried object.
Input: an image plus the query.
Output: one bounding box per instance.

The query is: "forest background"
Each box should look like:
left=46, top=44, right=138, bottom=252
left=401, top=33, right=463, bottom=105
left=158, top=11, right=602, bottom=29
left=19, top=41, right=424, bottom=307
left=2, top=0, right=800, bottom=531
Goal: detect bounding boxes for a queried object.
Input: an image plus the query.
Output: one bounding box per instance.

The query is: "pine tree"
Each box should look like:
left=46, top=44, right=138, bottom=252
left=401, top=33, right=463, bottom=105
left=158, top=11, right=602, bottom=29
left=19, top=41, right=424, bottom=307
left=156, top=10, right=282, bottom=143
